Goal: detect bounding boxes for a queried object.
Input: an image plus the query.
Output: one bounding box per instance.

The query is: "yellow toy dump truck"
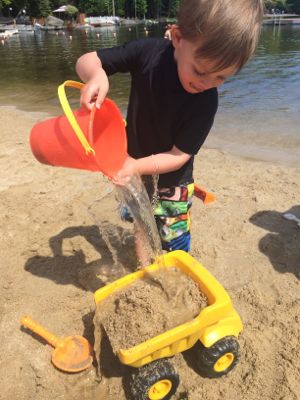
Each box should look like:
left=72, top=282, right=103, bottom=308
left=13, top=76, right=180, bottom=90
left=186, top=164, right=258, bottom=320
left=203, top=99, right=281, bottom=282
left=94, top=250, right=243, bottom=400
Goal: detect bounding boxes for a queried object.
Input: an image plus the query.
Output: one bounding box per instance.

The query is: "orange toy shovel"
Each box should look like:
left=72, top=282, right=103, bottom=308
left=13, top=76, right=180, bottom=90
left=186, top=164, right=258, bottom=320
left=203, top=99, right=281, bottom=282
left=20, top=316, right=93, bottom=373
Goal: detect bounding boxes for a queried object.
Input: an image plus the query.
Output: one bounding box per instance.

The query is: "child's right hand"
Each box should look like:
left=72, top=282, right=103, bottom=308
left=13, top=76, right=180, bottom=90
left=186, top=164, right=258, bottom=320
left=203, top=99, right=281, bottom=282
left=80, top=69, right=109, bottom=111
left=111, top=156, right=139, bottom=186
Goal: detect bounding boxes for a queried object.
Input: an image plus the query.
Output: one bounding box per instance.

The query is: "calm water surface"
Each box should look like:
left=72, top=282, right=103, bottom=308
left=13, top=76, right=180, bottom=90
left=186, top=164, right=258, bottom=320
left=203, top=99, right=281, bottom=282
left=0, top=24, right=299, bottom=167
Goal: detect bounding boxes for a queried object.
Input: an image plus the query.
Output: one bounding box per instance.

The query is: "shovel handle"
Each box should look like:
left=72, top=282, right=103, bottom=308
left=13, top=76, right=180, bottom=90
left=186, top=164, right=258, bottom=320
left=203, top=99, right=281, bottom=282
left=21, top=316, right=62, bottom=348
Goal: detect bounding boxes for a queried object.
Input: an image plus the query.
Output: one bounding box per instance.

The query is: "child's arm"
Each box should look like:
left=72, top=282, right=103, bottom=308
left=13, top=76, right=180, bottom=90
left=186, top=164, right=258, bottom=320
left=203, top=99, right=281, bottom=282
left=76, top=51, right=109, bottom=110
left=112, top=146, right=191, bottom=185
left=136, top=146, right=191, bottom=175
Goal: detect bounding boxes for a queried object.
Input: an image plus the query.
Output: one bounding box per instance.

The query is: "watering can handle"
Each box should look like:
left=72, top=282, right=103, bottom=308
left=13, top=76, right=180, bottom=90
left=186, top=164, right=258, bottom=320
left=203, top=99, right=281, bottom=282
left=57, top=80, right=95, bottom=156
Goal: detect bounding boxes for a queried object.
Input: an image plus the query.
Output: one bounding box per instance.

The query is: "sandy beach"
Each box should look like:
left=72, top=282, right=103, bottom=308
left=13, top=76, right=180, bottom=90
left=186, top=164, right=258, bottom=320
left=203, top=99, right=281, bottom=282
left=0, top=107, right=299, bottom=400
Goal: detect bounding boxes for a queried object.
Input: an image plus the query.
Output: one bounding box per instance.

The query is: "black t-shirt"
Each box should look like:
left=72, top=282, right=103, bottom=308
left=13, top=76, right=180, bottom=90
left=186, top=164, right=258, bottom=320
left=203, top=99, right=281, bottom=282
left=97, top=38, right=218, bottom=187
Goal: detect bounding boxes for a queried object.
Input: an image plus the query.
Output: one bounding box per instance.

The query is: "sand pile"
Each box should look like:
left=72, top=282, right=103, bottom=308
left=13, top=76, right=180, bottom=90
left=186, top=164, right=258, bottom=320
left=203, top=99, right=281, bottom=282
left=94, top=267, right=208, bottom=351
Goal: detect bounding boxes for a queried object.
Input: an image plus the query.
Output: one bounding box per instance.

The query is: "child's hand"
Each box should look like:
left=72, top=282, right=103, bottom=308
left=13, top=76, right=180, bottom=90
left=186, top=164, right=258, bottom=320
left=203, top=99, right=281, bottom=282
left=111, top=156, right=139, bottom=186
left=80, top=69, right=109, bottom=111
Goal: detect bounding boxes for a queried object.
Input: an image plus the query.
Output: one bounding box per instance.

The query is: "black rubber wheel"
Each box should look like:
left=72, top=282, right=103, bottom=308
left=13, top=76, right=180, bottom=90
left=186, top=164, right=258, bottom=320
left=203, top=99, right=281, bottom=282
left=195, top=336, right=240, bottom=378
left=129, top=358, right=179, bottom=400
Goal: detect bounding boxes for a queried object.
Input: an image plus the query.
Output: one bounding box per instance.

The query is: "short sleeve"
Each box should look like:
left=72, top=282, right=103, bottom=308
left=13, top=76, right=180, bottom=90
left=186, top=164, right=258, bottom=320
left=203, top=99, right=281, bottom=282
left=97, top=39, right=156, bottom=76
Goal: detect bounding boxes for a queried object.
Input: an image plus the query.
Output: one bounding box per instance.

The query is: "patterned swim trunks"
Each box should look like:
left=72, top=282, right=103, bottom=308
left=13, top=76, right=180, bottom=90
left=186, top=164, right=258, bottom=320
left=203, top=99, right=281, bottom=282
left=153, top=183, right=194, bottom=252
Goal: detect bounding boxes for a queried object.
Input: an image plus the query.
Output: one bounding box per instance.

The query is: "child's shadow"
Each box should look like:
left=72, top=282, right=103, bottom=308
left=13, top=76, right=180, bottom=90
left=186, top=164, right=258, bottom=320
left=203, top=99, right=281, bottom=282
left=25, top=223, right=137, bottom=292
left=249, top=205, right=300, bottom=279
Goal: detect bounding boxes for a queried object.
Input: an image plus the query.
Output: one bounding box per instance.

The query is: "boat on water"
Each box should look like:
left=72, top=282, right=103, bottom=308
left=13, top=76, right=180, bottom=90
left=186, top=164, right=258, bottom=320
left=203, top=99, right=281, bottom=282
left=0, top=28, right=19, bottom=38
left=85, top=16, right=120, bottom=27
left=75, top=23, right=94, bottom=30
left=34, top=23, right=64, bottom=31
left=15, top=24, right=35, bottom=32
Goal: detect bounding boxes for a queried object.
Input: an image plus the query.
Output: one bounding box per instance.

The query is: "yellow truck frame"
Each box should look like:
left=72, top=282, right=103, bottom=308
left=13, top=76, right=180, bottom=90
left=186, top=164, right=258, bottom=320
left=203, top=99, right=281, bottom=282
left=94, top=250, right=243, bottom=400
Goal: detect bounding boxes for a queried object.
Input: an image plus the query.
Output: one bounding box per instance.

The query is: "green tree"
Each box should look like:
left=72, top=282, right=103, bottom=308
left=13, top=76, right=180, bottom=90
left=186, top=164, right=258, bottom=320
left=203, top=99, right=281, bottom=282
left=137, top=0, right=147, bottom=18
left=264, top=0, right=276, bottom=8
left=51, top=0, right=67, bottom=8
left=0, top=0, right=12, bottom=13
left=172, top=0, right=180, bottom=16
left=9, top=0, right=299, bottom=20
left=26, top=0, right=52, bottom=17
left=276, top=0, right=290, bottom=10
left=264, top=0, right=296, bottom=11
left=26, top=0, right=40, bottom=17
left=146, top=0, right=162, bottom=18
left=288, top=0, right=300, bottom=13
left=155, top=0, right=162, bottom=18
left=77, top=0, right=107, bottom=15
left=164, top=0, right=179, bottom=17
left=39, top=0, right=51, bottom=17
left=115, top=0, right=125, bottom=16
left=65, top=4, right=78, bottom=16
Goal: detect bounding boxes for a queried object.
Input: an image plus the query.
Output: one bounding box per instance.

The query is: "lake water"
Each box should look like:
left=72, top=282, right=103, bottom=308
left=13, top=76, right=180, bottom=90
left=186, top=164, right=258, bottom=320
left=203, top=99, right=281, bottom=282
left=0, top=23, right=299, bottom=167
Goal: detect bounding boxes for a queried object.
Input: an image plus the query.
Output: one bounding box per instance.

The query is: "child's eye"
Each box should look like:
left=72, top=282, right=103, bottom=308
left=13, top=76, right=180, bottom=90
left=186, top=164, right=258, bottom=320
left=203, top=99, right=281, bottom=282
left=194, top=69, right=206, bottom=77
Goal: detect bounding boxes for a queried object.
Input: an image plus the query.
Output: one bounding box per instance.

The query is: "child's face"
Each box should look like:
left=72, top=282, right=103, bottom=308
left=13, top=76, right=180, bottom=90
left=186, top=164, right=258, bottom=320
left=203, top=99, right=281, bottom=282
left=172, top=27, right=237, bottom=93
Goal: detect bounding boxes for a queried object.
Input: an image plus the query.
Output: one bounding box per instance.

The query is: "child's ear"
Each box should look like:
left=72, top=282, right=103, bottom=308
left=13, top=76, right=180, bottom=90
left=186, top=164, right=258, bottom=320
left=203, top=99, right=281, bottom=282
left=171, top=25, right=183, bottom=48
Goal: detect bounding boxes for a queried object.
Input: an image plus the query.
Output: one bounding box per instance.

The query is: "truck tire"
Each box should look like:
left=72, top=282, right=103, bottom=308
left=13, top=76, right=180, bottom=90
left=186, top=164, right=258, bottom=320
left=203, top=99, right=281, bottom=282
left=129, top=358, right=179, bottom=400
left=195, top=336, right=240, bottom=378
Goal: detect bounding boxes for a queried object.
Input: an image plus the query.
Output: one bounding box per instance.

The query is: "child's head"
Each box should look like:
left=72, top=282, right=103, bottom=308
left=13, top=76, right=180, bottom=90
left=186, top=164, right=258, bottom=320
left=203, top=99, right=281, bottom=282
left=171, top=0, right=264, bottom=93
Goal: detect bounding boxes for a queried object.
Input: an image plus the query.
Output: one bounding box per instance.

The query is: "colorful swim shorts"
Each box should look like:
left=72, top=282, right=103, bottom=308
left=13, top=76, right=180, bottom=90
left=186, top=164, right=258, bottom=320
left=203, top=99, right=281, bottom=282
left=153, top=183, right=194, bottom=252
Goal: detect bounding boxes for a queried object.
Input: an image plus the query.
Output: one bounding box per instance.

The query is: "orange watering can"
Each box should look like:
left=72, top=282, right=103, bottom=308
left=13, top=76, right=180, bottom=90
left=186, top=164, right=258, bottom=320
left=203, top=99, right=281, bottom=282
left=30, top=80, right=127, bottom=178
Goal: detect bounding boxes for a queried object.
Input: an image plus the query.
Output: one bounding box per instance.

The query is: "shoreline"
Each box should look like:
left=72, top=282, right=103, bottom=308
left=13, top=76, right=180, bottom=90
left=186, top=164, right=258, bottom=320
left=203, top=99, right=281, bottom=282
left=1, top=104, right=299, bottom=172
left=205, top=134, right=300, bottom=171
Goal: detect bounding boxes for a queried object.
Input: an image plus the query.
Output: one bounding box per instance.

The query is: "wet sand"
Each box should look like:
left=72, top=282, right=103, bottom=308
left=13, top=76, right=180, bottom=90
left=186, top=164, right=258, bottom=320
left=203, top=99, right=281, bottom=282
left=94, top=268, right=207, bottom=351
left=207, top=111, right=300, bottom=170
left=0, top=107, right=299, bottom=399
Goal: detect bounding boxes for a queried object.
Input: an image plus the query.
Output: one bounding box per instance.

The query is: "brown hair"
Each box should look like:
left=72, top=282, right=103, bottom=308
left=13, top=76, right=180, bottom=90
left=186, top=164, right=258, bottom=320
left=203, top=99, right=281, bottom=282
left=177, top=0, right=264, bottom=71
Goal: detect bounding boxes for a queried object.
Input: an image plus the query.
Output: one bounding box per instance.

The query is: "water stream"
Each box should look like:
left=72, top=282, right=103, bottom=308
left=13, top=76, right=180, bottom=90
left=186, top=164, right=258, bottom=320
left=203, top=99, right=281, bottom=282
left=87, top=174, right=162, bottom=273
left=116, top=174, right=162, bottom=267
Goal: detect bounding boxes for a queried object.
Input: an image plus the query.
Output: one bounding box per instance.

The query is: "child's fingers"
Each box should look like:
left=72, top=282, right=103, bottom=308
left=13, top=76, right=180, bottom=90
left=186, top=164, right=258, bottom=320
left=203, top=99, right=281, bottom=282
left=80, top=88, right=95, bottom=111
left=95, top=84, right=109, bottom=109
left=95, top=92, right=104, bottom=109
left=80, top=83, right=101, bottom=110
left=80, top=73, right=109, bottom=110
left=111, top=170, right=132, bottom=186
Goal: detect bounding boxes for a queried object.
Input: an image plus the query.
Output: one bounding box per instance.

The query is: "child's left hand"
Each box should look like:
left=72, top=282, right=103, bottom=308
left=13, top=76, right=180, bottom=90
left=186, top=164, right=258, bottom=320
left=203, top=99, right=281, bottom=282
left=111, top=156, right=139, bottom=186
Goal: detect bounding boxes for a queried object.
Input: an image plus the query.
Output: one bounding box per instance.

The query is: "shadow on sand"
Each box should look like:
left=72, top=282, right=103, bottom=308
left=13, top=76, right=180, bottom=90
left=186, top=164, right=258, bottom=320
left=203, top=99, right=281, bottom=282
left=249, top=205, right=300, bottom=279
left=24, top=223, right=137, bottom=293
